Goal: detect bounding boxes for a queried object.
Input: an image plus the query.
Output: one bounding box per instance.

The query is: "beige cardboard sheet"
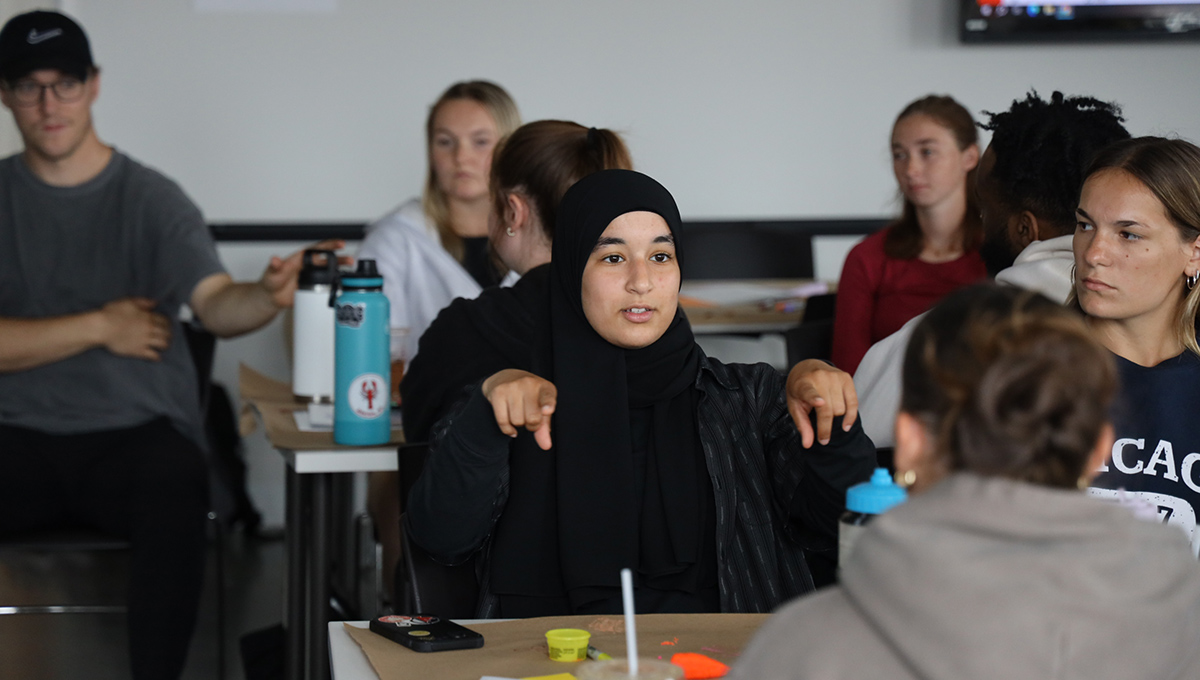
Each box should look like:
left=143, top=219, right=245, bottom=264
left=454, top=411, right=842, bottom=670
left=238, top=363, right=403, bottom=449
left=345, top=613, right=767, bottom=680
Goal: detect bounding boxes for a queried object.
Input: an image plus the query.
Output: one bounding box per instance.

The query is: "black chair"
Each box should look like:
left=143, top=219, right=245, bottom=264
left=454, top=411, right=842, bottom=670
left=392, top=443, right=480, bottom=617
left=396, top=442, right=430, bottom=514
left=0, top=529, right=130, bottom=615
left=784, top=293, right=838, bottom=367
left=395, top=513, right=480, bottom=619
left=802, top=293, right=836, bottom=323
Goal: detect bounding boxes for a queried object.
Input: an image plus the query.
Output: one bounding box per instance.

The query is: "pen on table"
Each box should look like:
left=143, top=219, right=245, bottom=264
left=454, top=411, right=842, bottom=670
left=774, top=298, right=805, bottom=313
left=758, top=296, right=807, bottom=313
left=587, top=645, right=612, bottom=661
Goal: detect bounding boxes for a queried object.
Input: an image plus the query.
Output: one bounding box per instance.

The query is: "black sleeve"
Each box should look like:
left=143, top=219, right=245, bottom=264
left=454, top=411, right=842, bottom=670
left=405, top=382, right=513, bottom=564
left=760, top=368, right=877, bottom=550
left=401, top=301, right=475, bottom=444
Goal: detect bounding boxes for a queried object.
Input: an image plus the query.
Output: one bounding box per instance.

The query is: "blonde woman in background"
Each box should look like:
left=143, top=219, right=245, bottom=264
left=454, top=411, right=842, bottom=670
left=361, top=80, right=518, bottom=607
left=357, top=80, right=520, bottom=362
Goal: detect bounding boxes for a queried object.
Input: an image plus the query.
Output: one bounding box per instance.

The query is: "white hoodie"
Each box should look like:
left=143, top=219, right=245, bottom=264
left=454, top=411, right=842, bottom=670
left=356, top=198, right=484, bottom=362
left=854, top=235, right=1074, bottom=449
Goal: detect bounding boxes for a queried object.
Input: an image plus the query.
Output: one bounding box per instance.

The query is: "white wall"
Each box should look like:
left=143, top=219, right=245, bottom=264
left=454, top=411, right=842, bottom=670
left=63, top=0, right=1200, bottom=223
left=21, top=0, right=1200, bottom=527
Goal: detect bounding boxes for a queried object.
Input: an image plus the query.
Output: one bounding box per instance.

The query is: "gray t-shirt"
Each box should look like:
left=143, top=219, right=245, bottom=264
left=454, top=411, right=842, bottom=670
left=0, top=150, right=225, bottom=446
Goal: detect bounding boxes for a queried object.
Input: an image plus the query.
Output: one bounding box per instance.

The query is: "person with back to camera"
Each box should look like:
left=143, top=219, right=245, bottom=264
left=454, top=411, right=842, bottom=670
left=0, top=11, right=342, bottom=679
left=406, top=169, right=876, bottom=618
left=360, top=80, right=518, bottom=601
left=400, top=120, right=634, bottom=445
left=729, top=284, right=1200, bottom=680
left=855, top=91, right=1131, bottom=450
left=831, top=95, right=986, bottom=375
left=1072, top=137, right=1200, bottom=557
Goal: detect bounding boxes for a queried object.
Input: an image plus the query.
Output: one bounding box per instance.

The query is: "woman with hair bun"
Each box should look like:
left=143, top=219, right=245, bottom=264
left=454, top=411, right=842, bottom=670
left=400, top=120, right=633, bottom=444
left=1072, top=137, right=1200, bottom=556
left=832, top=95, right=987, bottom=374
left=731, top=284, right=1200, bottom=679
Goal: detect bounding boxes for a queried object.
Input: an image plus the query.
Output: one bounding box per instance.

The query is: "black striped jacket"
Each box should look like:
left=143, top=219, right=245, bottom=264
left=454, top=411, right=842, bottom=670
left=410, top=356, right=877, bottom=614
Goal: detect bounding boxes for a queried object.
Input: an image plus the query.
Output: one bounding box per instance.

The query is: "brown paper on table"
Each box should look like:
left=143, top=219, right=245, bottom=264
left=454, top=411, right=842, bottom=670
left=238, top=363, right=403, bottom=450
left=345, top=613, right=768, bottom=680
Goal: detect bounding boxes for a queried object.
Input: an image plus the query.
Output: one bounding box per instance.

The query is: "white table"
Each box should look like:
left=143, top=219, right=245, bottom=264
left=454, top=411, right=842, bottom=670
left=242, top=364, right=405, bottom=680
left=680, top=279, right=831, bottom=335
left=329, top=620, right=502, bottom=680
left=328, top=621, right=374, bottom=680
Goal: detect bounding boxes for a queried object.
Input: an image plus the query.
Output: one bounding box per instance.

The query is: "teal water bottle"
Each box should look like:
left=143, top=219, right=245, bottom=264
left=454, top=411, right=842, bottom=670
left=838, top=468, right=907, bottom=572
left=334, top=260, right=391, bottom=445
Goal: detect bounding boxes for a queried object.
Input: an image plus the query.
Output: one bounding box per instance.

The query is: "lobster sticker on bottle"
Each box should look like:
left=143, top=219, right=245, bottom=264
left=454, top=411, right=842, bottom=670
left=348, top=373, right=387, bottom=419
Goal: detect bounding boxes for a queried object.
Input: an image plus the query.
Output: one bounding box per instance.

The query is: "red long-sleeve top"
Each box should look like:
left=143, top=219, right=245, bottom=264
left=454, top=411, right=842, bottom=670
left=832, top=227, right=986, bottom=374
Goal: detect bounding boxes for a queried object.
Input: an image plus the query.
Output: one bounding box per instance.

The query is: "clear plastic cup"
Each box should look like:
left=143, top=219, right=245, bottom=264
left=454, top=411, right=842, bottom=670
left=574, top=659, right=684, bottom=680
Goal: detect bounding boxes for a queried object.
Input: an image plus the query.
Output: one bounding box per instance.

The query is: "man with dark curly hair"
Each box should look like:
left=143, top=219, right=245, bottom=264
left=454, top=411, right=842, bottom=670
left=976, top=91, right=1131, bottom=278
left=855, top=91, right=1130, bottom=449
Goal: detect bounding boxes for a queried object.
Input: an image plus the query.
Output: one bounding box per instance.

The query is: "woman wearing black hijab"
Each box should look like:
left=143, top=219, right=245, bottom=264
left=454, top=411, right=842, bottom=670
left=406, top=170, right=876, bottom=617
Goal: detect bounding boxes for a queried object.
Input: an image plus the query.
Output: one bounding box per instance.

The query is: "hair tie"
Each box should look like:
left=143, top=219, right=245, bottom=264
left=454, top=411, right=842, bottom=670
left=586, top=127, right=599, bottom=146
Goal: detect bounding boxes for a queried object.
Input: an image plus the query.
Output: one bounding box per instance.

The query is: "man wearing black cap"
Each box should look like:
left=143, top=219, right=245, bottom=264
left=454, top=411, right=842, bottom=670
left=0, top=10, right=336, bottom=679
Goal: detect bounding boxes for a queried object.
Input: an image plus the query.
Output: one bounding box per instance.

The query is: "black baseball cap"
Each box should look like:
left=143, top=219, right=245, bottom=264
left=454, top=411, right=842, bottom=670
left=0, top=10, right=93, bottom=83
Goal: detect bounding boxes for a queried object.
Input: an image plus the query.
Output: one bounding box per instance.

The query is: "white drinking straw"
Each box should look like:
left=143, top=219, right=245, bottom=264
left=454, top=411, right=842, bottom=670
left=621, top=567, right=638, bottom=676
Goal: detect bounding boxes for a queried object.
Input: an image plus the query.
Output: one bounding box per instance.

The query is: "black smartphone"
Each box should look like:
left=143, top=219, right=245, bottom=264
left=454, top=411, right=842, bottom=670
left=369, top=614, right=485, bottom=652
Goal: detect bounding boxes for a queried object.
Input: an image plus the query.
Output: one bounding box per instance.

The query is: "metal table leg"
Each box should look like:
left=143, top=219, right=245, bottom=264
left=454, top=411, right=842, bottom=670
left=286, top=469, right=307, bottom=680
left=308, top=473, right=332, bottom=680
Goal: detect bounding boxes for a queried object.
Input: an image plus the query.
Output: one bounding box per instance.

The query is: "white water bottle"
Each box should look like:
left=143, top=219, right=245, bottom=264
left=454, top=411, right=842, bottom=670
left=292, top=249, right=338, bottom=402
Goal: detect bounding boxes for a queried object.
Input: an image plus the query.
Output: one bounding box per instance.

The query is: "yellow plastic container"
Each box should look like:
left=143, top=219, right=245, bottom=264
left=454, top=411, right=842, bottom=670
left=545, top=628, right=591, bottom=662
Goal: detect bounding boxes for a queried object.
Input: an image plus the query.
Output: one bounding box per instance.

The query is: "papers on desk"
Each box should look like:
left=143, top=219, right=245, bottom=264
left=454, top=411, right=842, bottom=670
left=678, top=280, right=829, bottom=307
left=294, top=403, right=334, bottom=431
left=292, top=403, right=403, bottom=432
left=240, top=363, right=405, bottom=448
left=344, top=614, right=765, bottom=680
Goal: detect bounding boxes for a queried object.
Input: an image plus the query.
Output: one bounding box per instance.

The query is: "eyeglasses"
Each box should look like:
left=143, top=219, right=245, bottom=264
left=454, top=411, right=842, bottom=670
left=5, top=77, right=86, bottom=107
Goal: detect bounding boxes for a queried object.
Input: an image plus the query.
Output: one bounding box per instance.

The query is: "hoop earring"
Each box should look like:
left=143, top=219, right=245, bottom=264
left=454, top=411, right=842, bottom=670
left=1187, top=272, right=1198, bottom=291
left=897, top=469, right=916, bottom=488
left=1070, top=264, right=1076, bottom=287
left=505, top=227, right=515, bottom=237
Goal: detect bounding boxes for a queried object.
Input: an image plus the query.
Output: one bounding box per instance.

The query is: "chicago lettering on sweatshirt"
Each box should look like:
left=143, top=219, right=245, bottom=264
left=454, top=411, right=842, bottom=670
left=1089, top=351, right=1200, bottom=558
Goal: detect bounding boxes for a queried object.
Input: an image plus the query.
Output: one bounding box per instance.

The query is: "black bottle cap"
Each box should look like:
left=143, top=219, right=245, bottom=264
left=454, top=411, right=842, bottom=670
left=354, top=259, right=380, bottom=278
left=298, top=249, right=338, bottom=287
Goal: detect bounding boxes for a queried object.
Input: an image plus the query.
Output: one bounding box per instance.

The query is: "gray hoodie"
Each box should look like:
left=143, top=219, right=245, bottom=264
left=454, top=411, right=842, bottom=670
left=729, top=473, right=1200, bottom=679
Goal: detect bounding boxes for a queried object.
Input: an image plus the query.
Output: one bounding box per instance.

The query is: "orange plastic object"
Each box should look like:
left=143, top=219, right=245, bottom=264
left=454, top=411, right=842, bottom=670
left=670, top=652, right=729, bottom=679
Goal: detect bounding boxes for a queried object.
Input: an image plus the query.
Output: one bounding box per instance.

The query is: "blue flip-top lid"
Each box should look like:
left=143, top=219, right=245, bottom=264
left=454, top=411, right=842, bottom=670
left=846, top=468, right=907, bottom=515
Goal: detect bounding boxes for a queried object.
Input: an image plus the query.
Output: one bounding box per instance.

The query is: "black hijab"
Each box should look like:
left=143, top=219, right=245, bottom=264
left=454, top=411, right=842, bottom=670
left=489, top=170, right=708, bottom=612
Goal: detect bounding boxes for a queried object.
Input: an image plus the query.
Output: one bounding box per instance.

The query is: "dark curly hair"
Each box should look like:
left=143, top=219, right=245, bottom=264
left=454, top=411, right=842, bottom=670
left=980, top=91, right=1129, bottom=236
left=902, top=284, right=1117, bottom=488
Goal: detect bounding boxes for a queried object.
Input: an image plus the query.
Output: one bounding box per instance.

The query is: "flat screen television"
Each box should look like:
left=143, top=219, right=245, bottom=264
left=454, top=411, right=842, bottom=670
left=960, top=1, right=1200, bottom=42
